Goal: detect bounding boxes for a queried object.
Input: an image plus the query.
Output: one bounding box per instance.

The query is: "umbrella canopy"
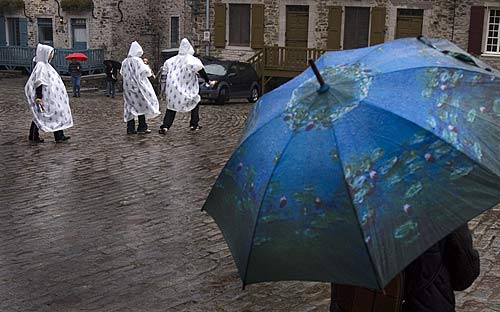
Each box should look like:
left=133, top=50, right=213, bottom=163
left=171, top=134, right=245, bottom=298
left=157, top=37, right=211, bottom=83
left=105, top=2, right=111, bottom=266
left=65, top=52, right=88, bottom=61
left=103, top=59, right=121, bottom=69
left=202, top=37, right=500, bottom=290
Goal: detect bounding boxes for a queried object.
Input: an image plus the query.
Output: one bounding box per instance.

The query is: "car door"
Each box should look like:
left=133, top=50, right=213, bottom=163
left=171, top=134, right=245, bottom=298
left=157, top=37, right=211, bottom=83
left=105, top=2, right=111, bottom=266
left=226, top=63, right=240, bottom=96
left=238, top=63, right=256, bottom=97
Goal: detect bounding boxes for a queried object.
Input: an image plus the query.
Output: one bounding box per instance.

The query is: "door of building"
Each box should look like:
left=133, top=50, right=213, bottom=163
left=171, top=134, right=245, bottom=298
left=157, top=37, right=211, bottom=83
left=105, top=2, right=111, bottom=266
left=285, top=5, right=309, bottom=68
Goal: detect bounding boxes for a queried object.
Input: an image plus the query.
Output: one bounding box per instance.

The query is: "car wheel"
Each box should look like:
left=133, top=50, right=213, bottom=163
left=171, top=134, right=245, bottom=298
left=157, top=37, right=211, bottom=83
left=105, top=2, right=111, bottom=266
left=216, top=87, right=227, bottom=105
left=248, top=86, right=259, bottom=103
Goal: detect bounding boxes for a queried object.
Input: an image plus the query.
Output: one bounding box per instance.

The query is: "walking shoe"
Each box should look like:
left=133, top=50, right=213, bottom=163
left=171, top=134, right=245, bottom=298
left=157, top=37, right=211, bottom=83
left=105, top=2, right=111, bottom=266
left=190, top=126, right=202, bottom=131
left=29, top=137, right=45, bottom=143
left=158, top=128, right=168, bottom=135
left=127, top=130, right=137, bottom=135
left=55, top=136, right=71, bottom=143
left=137, top=129, right=152, bottom=134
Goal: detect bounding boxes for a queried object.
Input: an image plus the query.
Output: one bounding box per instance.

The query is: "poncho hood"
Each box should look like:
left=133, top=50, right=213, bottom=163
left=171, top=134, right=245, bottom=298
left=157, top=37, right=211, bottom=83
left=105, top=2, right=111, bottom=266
left=178, top=38, right=195, bottom=56
left=128, top=41, right=144, bottom=58
left=35, top=44, right=54, bottom=64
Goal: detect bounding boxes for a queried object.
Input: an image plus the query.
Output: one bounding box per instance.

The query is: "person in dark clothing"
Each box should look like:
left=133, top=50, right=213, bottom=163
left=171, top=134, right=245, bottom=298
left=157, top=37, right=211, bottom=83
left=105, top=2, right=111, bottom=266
left=159, top=68, right=210, bottom=133
left=330, top=224, right=480, bottom=312
left=68, top=58, right=82, bottom=97
left=105, top=63, right=118, bottom=98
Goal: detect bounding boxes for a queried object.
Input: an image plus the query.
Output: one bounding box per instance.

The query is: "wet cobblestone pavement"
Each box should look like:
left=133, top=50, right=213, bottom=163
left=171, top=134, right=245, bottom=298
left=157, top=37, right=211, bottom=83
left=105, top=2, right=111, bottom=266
left=0, top=76, right=498, bottom=311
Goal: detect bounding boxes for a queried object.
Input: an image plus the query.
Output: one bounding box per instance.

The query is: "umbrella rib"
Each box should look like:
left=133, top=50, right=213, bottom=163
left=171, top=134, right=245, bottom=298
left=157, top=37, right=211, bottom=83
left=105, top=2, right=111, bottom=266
left=329, top=123, right=385, bottom=290
left=242, top=129, right=296, bottom=286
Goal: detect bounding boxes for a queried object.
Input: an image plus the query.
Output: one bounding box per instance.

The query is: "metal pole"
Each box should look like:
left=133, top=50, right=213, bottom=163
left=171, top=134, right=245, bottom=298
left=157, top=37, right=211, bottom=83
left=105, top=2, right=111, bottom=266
left=205, top=0, right=210, bottom=56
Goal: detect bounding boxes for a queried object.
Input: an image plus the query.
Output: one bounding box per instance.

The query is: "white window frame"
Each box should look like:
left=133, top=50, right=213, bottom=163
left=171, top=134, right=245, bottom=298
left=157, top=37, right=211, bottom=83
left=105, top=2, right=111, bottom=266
left=70, top=17, right=89, bottom=49
left=36, top=17, right=54, bottom=46
left=483, top=7, right=500, bottom=56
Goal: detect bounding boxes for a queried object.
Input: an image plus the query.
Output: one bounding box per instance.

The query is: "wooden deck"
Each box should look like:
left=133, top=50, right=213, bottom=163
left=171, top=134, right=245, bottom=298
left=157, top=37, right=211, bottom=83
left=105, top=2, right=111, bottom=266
left=0, top=46, right=105, bottom=75
left=248, top=46, right=326, bottom=92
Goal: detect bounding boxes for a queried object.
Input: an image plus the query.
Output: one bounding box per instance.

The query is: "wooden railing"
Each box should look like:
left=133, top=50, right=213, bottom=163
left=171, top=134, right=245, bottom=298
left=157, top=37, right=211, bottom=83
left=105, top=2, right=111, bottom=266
left=0, top=46, right=105, bottom=74
left=263, top=46, right=325, bottom=71
left=247, top=46, right=326, bottom=92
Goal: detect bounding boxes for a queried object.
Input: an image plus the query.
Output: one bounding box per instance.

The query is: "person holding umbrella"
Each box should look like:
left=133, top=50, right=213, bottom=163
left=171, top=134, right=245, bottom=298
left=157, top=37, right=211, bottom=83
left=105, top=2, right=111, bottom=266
left=104, top=60, right=119, bottom=98
left=68, top=57, right=81, bottom=97
left=330, top=223, right=480, bottom=311
left=25, top=43, right=73, bottom=143
left=121, top=41, right=160, bottom=134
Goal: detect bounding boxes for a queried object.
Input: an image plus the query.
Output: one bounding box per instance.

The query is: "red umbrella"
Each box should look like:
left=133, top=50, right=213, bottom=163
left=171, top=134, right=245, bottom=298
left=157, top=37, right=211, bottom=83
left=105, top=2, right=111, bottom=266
left=65, top=52, right=88, bottom=61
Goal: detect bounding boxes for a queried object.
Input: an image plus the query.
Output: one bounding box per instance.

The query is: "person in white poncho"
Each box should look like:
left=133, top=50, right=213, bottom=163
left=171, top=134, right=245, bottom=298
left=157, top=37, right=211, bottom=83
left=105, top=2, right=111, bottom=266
left=121, top=41, right=160, bottom=134
left=24, top=44, right=73, bottom=143
left=159, top=38, right=214, bottom=134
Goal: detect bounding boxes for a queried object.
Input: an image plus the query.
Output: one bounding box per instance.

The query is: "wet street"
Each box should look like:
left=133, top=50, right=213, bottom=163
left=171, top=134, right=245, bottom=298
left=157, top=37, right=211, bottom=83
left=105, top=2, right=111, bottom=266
left=0, top=76, right=498, bottom=311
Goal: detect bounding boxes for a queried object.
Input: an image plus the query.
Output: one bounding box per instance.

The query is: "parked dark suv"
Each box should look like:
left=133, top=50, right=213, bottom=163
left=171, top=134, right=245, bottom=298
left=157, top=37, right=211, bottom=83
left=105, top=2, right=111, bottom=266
left=199, top=58, right=260, bottom=104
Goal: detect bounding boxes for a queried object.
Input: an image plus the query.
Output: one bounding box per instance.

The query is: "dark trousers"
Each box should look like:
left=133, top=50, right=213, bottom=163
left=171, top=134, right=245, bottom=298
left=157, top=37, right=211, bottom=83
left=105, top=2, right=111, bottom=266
left=127, top=115, right=147, bottom=132
left=161, top=105, right=200, bottom=129
left=29, top=121, right=40, bottom=140
left=106, top=80, right=116, bottom=97
left=53, top=130, right=65, bottom=141
left=72, top=75, right=81, bottom=96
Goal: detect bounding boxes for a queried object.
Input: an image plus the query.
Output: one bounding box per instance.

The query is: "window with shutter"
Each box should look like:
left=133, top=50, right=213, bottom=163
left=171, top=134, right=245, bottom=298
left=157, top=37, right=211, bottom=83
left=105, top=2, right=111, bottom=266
left=327, top=6, right=342, bottom=50
left=251, top=4, right=264, bottom=49
left=229, top=4, right=251, bottom=46
left=468, top=6, right=485, bottom=55
left=484, top=8, right=500, bottom=54
left=214, top=3, right=226, bottom=48
left=71, top=18, right=87, bottom=50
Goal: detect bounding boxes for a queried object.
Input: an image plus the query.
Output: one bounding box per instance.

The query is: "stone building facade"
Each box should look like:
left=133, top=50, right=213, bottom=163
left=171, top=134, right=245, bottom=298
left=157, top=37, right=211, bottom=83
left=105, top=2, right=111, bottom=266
left=2, top=0, right=500, bottom=70
left=0, top=0, right=194, bottom=70
left=194, top=0, right=500, bottom=68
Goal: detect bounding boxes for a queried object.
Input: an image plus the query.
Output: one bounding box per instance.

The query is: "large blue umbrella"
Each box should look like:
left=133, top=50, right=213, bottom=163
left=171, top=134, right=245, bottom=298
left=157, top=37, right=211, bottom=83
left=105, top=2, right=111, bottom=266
left=202, top=37, right=500, bottom=290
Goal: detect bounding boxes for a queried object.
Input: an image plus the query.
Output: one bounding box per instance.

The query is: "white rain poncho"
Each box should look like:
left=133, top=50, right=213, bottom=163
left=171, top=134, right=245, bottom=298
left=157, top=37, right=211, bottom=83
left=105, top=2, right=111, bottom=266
left=24, top=44, right=73, bottom=132
left=121, top=41, right=160, bottom=122
left=163, top=38, right=204, bottom=112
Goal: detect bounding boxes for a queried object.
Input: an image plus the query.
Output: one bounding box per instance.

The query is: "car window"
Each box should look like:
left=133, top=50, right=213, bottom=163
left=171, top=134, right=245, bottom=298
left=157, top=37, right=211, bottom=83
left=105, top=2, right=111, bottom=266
left=205, top=64, right=227, bottom=76
left=229, top=64, right=238, bottom=75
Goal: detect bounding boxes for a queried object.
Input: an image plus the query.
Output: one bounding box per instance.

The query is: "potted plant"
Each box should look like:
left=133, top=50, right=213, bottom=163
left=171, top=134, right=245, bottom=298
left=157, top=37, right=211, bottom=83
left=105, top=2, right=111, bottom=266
left=0, top=0, right=24, bottom=13
left=61, top=0, right=92, bottom=12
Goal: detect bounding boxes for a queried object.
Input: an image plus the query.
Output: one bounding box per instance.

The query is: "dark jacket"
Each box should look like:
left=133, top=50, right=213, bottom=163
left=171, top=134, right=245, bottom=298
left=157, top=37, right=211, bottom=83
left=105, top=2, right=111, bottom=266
left=402, top=224, right=479, bottom=312
left=330, top=224, right=480, bottom=312
left=105, top=66, right=118, bottom=81
left=68, top=62, right=81, bottom=77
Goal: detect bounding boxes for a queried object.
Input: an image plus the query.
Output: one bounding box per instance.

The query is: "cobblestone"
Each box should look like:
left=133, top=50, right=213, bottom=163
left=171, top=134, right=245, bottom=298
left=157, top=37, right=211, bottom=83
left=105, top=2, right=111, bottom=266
left=0, top=77, right=498, bottom=311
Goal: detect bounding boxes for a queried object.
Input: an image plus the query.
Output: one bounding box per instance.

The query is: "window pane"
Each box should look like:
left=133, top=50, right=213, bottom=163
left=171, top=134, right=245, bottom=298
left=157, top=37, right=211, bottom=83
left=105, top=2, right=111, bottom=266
left=229, top=4, right=250, bottom=46
left=7, top=18, right=20, bottom=46
left=171, top=17, right=179, bottom=48
left=38, top=18, right=53, bottom=46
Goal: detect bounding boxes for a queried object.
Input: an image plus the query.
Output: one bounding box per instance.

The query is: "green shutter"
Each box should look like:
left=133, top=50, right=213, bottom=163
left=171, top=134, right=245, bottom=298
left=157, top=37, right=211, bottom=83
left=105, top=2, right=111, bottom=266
left=0, top=17, right=6, bottom=46
left=251, top=4, right=264, bottom=49
left=214, top=3, right=226, bottom=48
left=370, top=7, right=386, bottom=46
left=19, top=18, right=28, bottom=46
left=327, top=6, right=342, bottom=50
